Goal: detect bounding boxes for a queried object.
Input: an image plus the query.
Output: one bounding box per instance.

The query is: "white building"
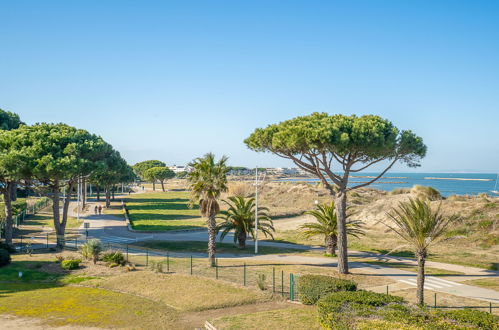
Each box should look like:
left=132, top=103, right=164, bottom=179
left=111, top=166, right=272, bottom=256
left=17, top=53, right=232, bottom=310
left=169, top=165, right=192, bottom=173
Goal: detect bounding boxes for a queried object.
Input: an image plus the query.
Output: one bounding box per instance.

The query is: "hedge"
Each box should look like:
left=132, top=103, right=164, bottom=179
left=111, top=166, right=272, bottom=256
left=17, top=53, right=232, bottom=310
left=0, top=248, right=11, bottom=268
left=61, top=259, right=81, bottom=270
left=317, top=291, right=405, bottom=329
left=439, top=309, right=499, bottom=330
left=297, top=274, right=357, bottom=305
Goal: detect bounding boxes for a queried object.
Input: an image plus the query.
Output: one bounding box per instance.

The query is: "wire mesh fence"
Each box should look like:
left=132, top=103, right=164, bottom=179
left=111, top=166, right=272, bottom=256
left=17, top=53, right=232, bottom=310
left=5, top=232, right=499, bottom=314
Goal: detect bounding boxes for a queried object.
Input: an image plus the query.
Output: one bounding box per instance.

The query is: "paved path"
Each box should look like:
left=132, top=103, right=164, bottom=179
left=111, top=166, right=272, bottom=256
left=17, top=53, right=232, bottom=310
left=75, top=194, right=499, bottom=304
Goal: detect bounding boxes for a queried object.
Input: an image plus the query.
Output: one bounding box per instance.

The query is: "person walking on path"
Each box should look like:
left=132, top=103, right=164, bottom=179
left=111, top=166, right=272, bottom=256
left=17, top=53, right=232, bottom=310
left=94, top=205, right=98, bottom=215
left=98, top=205, right=102, bottom=215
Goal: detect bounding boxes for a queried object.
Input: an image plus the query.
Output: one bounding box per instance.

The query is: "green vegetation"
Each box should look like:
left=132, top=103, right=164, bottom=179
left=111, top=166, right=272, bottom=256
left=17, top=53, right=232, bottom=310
left=143, top=166, right=175, bottom=191
left=301, top=201, right=364, bottom=256
left=463, top=277, right=499, bottom=291
left=188, top=152, right=229, bottom=266
left=132, top=160, right=166, bottom=180
left=0, top=248, right=11, bottom=267
left=60, top=259, right=81, bottom=270
left=21, top=211, right=80, bottom=229
left=297, top=274, right=357, bottom=305
left=126, top=191, right=204, bottom=230
left=133, top=240, right=304, bottom=255
left=0, top=283, right=178, bottom=328
left=385, top=198, right=458, bottom=305
left=80, top=239, right=103, bottom=264
left=217, top=196, right=274, bottom=249
left=101, top=250, right=126, bottom=267
left=245, top=112, right=426, bottom=274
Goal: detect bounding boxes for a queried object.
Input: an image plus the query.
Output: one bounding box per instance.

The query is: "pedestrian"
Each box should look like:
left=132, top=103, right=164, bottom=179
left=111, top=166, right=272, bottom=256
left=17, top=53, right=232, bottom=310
left=98, top=205, right=102, bottom=215
left=94, top=205, right=98, bottom=215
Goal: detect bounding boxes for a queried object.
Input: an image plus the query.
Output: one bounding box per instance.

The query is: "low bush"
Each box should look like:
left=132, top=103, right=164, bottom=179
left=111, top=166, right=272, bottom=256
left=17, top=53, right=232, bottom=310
left=411, top=185, right=442, bottom=201
left=297, top=274, right=357, bottom=305
left=149, top=260, right=163, bottom=273
left=439, top=309, right=499, bottom=330
left=317, top=291, right=405, bottom=329
left=390, top=187, right=411, bottom=195
left=102, top=250, right=126, bottom=267
left=0, top=248, right=11, bottom=267
left=0, top=242, right=16, bottom=253
left=80, top=239, right=102, bottom=264
left=61, top=259, right=81, bottom=270
left=256, top=273, right=267, bottom=291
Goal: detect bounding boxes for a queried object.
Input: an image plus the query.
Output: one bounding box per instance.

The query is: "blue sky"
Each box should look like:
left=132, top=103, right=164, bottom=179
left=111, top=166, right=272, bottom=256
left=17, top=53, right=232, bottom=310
left=1, top=1, right=498, bottom=172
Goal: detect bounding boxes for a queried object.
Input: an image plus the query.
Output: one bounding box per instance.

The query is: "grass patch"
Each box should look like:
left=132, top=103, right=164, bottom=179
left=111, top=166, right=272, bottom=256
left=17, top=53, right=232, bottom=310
left=0, top=261, right=62, bottom=283
left=359, top=260, right=465, bottom=276
left=134, top=240, right=305, bottom=255
left=92, top=271, right=269, bottom=311
left=125, top=191, right=205, bottom=231
left=211, top=306, right=321, bottom=330
left=20, top=210, right=80, bottom=230
left=462, top=277, right=499, bottom=291
left=0, top=283, right=178, bottom=328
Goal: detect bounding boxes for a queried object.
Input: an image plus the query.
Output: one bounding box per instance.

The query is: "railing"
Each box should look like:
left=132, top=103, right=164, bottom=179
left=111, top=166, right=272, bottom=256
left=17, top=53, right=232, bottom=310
left=7, top=233, right=499, bottom=315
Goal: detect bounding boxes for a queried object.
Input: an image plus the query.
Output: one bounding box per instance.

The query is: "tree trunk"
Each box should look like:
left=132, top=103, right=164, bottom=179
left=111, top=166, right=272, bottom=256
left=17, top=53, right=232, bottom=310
left=112, top=187, right=115, bottom=201
left=416, top=251, right=426, bottom=306
left=3, top=183, right=13, bottom=246
left=152, top=181, right=156, bottom=191
left=237, top=230, right=247, bottom=249
left=325, top=234, right=337, bottom=256
left=105, top=189, right=111, bottom=208
left=51, top=184, right=65, bottom=249
left=9, top=183, right=17, bottom=201
left=335, top=191, right=349, bottom=274
left=96, top=186, right=100, bottom=201
left=161, top=181, right=165, bottom=192
left=207, top=214, right=217, bottom=267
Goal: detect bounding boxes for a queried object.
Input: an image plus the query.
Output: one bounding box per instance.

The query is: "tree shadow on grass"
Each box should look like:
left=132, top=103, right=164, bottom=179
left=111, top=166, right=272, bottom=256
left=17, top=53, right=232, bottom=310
left=125, top=198, right=191, bottom=204
left=127, top=202, right=199, bottom=211
left=129, top=213, right=202, bottom=221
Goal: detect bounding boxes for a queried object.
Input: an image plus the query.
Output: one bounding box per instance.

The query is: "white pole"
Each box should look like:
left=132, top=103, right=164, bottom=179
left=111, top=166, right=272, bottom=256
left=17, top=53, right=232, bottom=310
left=77, top=177, right=80, bottom=222
left=255, top=166, right=258, bottom=254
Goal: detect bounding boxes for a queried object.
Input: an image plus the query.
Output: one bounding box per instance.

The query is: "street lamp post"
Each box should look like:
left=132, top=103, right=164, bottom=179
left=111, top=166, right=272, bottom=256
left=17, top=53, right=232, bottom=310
left=254, top=167, right=265, bottom=254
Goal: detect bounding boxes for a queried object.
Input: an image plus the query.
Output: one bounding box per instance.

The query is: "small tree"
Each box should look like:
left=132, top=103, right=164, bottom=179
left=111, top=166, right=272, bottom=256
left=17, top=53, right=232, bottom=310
left=217, top=196, right=274, bottom=249
left=10, top=123, right=110, bottom=248
left=0, top=109, right=24, bottom=246
left=80, top=238, right=103, bottom=264
left=245, top=113, right=426, bottom=273
left=187, top=153, right=228, bottom=266
left=133, top=160, right=166, bottom=181
left=301, top=202, right=364, bottom=256
left=143, top=167, right=175, bottom=192
left=385, top=198, right=457, bottom=305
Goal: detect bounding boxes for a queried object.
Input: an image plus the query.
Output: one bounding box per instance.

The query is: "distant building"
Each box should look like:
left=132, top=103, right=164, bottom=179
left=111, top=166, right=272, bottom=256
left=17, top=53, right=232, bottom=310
left=264, top=167, right=299, bottom=175
left=169, top=165, right=192, bottom=173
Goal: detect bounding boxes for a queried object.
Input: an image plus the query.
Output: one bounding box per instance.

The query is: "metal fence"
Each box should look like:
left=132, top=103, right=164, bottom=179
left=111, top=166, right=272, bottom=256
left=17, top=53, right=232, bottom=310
left=6, top=233, right=499, bottom=314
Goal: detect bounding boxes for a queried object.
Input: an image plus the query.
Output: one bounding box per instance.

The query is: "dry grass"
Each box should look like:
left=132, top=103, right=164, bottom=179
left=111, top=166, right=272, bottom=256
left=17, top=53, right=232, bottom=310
left=391, top=288, right=499, bottom=315
left=211, top=305, right=321, bottom=330
left=89, top=271, right=270, bottom=311
left=462, top=277, right=499, bottom=292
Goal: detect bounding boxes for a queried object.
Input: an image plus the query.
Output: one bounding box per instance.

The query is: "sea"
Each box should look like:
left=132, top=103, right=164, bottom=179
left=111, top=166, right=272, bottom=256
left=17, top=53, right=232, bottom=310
left=275, top=173, right=499, bottom=197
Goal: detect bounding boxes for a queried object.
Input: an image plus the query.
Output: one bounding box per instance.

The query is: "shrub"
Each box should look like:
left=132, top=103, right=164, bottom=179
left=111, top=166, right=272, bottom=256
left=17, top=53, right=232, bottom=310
left=390, top=187, right=410, bottom=195
left=411, top=185, right=442, bottom=201
left=257, top=273, right=267, bottom=291
left=317, top=291, right=405, bottom=329
left=149, top=260, right=163, bottom=273
left=0, top=248, right=11, bottom=267
left=61, top=259, right=81, bottom=270
left=297, top=274, right=357, bottom=305
left=0, top=242, right=16, bottom=253
left=80, top=239, right=102, bottom=264
left=440, top=309, right=499, bottom=330
left=101, top=250, right=126, bottom=267
left=55, top=254, right=65, bottom=263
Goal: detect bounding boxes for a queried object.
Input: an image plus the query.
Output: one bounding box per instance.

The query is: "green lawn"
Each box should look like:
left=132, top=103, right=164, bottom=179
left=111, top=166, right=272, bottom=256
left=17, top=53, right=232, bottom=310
left=134, top=240, right=305, bottom=255
left=125, top=191, right=205, bottom=231
left=21, top=210, right=80, bottom=230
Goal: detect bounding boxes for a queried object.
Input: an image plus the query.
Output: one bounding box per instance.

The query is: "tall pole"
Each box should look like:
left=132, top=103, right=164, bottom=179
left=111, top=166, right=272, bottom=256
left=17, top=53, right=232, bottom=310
left=255, top=166, right=258, bottom=254
left=77, top=176, right=81, bottom=222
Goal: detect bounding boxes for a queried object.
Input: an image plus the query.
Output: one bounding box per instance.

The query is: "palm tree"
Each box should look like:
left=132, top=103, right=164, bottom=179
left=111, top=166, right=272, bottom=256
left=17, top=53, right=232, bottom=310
left=300, top=202, right=364, bottom=256
left=386, top=198, right=457, bottom=306
left=217, top=196, right=275, bottom=249
left=187, top=153, right=229, bottom=267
